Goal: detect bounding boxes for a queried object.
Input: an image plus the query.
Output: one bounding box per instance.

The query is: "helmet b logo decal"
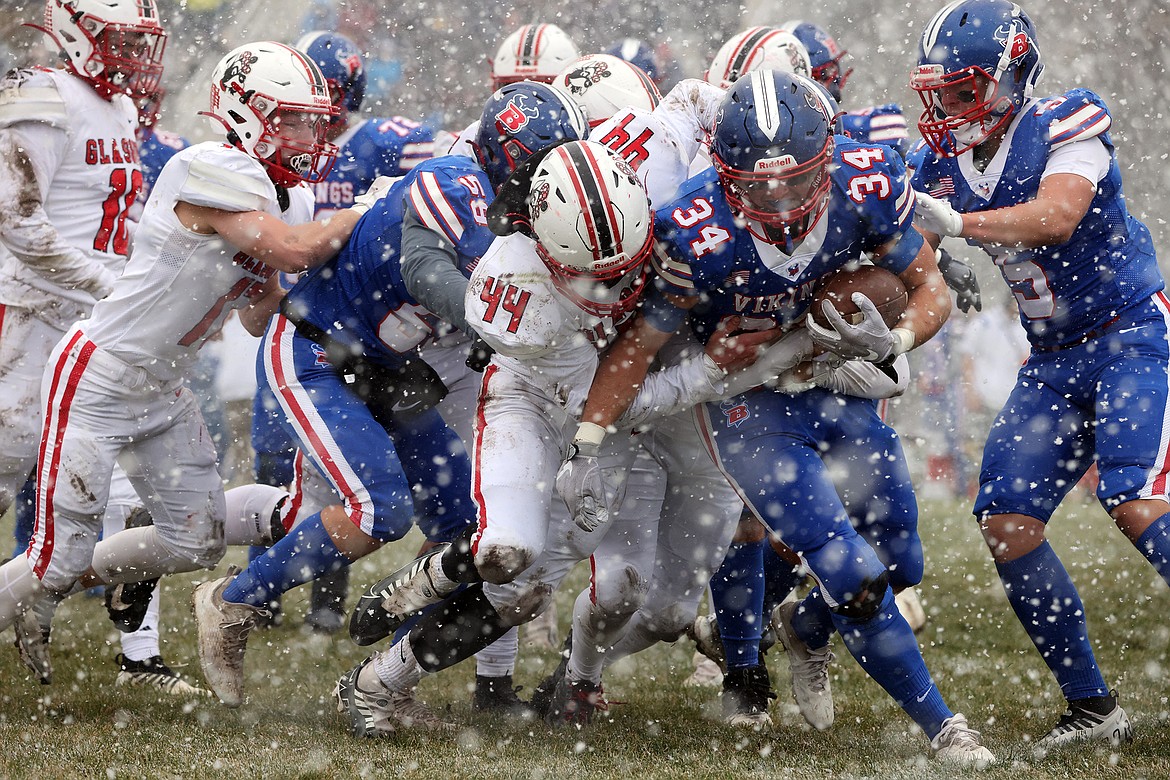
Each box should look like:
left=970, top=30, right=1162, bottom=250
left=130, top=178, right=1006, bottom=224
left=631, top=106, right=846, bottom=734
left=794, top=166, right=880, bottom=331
left=994, top=24, right=1031, bottom=61
left=495, top=94, right=539, bottom=132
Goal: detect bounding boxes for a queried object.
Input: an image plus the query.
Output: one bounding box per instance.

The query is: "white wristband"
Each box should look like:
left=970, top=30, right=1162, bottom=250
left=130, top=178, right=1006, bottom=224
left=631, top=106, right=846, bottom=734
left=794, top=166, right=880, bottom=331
left=891, top=327, right=915, bottom=357
left=573, top=421, right=607, bottom=447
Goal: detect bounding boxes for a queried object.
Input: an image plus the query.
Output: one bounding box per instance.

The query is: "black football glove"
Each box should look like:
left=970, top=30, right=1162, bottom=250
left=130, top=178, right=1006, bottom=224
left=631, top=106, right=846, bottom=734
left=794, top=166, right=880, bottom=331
left=936, top=248, right=982, bottom=313
left=466, top=334, right=495, bottom=372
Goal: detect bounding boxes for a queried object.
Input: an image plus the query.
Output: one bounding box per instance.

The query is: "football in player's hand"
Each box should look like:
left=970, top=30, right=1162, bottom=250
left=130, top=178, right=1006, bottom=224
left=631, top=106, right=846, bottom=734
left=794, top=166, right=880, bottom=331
left=810, top=265, right=908, bottom=329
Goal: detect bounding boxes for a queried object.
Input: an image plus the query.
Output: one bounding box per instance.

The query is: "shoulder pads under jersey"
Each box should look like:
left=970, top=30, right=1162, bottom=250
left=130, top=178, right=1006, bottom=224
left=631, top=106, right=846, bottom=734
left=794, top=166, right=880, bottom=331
left=1034, top=88, right=1112, bottom=150
left=0, top=69, right=68, bottom=129
left=180, top=144, right=275, bottom=213
left=406, top=160, right=491, bottom=247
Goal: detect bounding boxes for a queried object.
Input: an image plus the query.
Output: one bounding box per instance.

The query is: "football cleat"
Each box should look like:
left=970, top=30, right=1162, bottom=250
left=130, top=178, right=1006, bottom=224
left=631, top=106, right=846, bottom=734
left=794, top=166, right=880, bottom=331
left=530, top=631, right=573, bottom=719
left=773, top=600, right=835, bottom=730
left=334, top=656, right=452, bottom=738
left=721, top=663, right=775, bottom=729
left=687, top=614, right=725, bottom=670
left=473, top=674, right=535, bottom=719
left=684, top=651, right=724, bottom=688
left=115, top=653, right=211, bottom=697
left=349, top=545, right=452, bottom=646
left=13, top=603, right=54, bottom=685
left=931, top=713, right=996, bottom=769
left=105, top=577, right=160, bottom=633
left=192, top=567, right=269, bottom=707
left=1034, top=691, right=1133, bottom=755
left=304, top=568, right=349, bottom=634
left=545, top=675, right=608, bottom=728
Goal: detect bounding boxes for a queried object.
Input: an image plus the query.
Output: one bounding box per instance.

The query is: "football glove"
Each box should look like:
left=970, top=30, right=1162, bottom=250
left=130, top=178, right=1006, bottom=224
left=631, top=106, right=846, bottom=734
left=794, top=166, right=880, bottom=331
left=936, top=248, right=982, bottom=313
left=555, top=425, right=609, bottom=533
left=913, top=191, right=964, bottom=237
left=350, top=176, right=398, bottom=216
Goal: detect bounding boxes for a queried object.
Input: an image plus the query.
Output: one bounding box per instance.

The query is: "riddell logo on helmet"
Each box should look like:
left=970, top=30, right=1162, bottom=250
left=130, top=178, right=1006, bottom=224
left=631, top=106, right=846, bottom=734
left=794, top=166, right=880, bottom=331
left=754, top=155, right=798, bottom=172
left=495, top=94, right=539, bottom=132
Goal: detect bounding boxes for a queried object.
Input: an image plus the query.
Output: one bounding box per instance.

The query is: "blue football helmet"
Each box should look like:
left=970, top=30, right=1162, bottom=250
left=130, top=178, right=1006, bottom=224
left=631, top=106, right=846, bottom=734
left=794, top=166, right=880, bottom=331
left=711, top=70, right=834, bottom=247
left=606, top=38, right=662, bottom=85
left=911, top=0, right=1043, bottom=157
left=474, top=81, right=588, bottom=192
left=781, top=21, right=852, bottom=102
left=295, top=30, right=367, bottom=122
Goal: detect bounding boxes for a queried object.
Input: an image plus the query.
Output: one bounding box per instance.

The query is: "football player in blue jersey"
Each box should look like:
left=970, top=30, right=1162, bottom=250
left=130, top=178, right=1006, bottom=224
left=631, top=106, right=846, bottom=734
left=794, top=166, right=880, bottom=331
left=909, top=0, right=1168, bottom=752
left=241, top=30, right=442, bottom=634
left=557, top=70, right=994, bottom=767
left=195, top=81, right=588, bottom=718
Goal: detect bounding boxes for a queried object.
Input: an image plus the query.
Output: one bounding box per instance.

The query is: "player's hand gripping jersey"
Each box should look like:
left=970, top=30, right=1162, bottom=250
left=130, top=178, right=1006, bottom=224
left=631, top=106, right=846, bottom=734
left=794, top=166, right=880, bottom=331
left=81, top=143, right=313, bottom=380
left=909, top=89, right=1161, bottom=349
left=282, top=155, right=495, bottom=368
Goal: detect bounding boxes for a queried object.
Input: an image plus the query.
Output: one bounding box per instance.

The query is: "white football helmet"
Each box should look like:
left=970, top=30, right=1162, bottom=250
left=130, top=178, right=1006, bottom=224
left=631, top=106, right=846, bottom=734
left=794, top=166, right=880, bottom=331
left=554, top=54, right=661, bottom=128
left=706, top=27, right=810, bottom=90
left=202, top=41, right=339, bottom=186
left=529, top=140, right=653, bottom=318
left=490, top=24, right=579, bottom=90
left=37, top=0, right=167, bottom=97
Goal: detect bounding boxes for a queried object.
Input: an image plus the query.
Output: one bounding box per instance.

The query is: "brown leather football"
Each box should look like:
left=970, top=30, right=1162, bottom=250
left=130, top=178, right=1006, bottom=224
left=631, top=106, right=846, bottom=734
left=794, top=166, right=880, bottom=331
left=810, top=264, right=908, bottom=329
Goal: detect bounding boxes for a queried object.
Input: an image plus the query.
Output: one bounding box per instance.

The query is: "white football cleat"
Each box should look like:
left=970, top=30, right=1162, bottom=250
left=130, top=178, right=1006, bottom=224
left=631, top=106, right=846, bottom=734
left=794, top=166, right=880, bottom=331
left=115, top=653, right=211, bottom=697
left=335, top=655, right=453, bottom=738
left=932, top=713, right=996, bottom=769
left=350, top=545, right=453, bottom=646
left=772, top=601, right=835, bottom=730
left=686, top=614, right=725, bottom=669
left=1034, top=691, right=1133, bottom=756
left=684, top=651, right=724, bottom=688
left=193, top=567, right=268, bottom=707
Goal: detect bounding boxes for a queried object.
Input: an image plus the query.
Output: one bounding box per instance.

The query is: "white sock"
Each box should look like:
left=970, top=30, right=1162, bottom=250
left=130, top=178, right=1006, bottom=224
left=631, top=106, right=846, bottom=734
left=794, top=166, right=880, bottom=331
left=119, top=587, right=162, bottom=661
left=223, top=484, right=289, bottom=546
left=368, top=639, right=425, bottom=692
left=90, top=527, right=197, bottom=584
left=474, top=625, right=518, bottom=677
left=567, top=588, right=635, bottom=685
left=427, top=549, right=458, bottom=593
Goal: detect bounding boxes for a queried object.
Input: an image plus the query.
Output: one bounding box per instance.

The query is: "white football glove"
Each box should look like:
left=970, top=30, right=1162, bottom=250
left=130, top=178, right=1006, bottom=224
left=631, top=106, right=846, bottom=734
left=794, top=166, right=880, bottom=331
left=913, top=191, right=964, bottom=238
left=555, top=438, right=609, bottom=532
left=807, top=293, right=905, bottom=363
left=350, top=176, right=400, bottom=216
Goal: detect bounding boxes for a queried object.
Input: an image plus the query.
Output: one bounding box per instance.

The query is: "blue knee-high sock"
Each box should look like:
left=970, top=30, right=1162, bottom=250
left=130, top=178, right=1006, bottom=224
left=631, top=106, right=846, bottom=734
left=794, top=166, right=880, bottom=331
left=11, top=472, right=36, bottom=557
left=1135, top=512, right=1170, bottom=587
left=222, top=512, right=351, bottom=608
left=762, top=544, right=804, bottom=617
left=711, top=539, right=764, bottom=669
left=832, top=588, right=952, bottom=739
left=790, top=587, right=835, bottom=650
left=996, top=541, right=1107, bottom=701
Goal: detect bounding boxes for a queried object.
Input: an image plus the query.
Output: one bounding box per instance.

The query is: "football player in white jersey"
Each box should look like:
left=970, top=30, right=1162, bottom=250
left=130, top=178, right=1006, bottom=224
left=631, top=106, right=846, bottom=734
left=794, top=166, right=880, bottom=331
left=0, top=0, right=205, bottom=693
left=0, top=42, right=375, bottom=659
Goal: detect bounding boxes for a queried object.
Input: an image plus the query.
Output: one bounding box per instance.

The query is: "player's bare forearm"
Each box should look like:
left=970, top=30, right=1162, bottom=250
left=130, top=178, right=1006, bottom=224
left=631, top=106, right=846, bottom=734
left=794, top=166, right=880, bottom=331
left=960, top=173, right=1095, bottom=248
left=238, top=280, right=285, bottom=336
left=581, top=316, right=675, bottom=429
left=895, top=242, right=951, bottom=348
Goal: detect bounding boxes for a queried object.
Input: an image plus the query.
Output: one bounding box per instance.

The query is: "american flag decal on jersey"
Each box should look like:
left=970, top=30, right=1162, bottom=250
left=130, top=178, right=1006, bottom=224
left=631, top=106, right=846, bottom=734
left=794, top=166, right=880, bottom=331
left=927, top=176, right=955, bottom=198
left=725, top=270, right=751, bottom=287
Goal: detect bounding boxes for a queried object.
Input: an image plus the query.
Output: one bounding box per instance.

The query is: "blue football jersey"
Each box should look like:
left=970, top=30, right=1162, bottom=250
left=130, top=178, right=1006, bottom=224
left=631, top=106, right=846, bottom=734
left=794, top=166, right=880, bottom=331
left=909, top=88, right=1161, bottom=349
left=137, top=127, right=189, bottom=200
left=310, top=116, right=437, bottom=217
left=840, top=104, right=910, bottom=160
left=652, top=137, right=921, bottom=343
left=283, top=155, right=494, bottom=366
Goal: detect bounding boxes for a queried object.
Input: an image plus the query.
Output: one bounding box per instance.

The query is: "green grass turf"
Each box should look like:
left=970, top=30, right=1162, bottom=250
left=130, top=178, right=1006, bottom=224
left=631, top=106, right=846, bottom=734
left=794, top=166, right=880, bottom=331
left=1, top=497, right=1168, bottom=779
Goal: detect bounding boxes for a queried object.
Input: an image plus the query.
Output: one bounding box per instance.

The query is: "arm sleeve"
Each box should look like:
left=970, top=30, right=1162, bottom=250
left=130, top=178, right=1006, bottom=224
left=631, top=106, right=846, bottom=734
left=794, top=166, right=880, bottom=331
left=814, top=353, right=910, bottom=398
left=615, top=353, right=726, bottom=429
left=0, top=126, right=115, bottom=297
left=400, top=210, right=472, bottom=335
left=654, top=79, right=725, bottom=163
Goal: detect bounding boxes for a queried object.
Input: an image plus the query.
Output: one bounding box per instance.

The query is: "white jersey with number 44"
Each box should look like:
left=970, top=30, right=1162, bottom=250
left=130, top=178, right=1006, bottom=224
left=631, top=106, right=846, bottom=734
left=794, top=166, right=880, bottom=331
left=82, top=142, right=313, bottom=381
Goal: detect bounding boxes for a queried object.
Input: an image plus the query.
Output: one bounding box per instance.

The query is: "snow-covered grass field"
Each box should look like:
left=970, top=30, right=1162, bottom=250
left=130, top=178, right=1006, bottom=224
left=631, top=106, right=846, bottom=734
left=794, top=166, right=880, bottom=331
left=1, top=498, right=1168, bottom=779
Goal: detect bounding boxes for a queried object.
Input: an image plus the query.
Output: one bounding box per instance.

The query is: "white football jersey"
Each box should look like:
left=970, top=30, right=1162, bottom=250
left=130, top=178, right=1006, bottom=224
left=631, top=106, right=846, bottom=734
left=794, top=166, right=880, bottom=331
left=82, top=142, right=314, bottom=381
left=465, top=233, right=618, bottom=414
left=0, top=68, right=139, bottom=318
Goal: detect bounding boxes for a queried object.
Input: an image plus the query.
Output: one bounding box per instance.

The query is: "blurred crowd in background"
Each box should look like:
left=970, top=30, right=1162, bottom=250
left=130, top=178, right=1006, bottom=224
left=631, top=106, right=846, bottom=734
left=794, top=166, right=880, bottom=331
left=1, top=0, right=1166, bottom=499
